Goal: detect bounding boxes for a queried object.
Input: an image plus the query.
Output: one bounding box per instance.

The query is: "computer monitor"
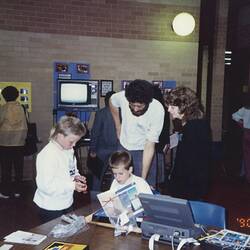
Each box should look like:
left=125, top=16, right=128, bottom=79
left=138, top=193, right=202, bottom=244
left=139, top=193, right=195, bottom=227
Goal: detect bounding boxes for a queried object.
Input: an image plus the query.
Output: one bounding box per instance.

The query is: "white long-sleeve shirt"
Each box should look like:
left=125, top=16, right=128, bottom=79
left=33, top=141, right=78, bottom=210
left=110, top=174, right=153, bottom=194
left=232, top=107, right=250, bottom=129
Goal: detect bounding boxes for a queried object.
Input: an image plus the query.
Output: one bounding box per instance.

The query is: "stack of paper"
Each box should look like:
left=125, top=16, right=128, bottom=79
left=4, top=230, right=47, bottom=245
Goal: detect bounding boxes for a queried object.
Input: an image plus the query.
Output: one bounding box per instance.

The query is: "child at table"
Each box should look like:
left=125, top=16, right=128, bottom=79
left=109, top=151, right=153, bottom=194
left=33, top=115, right=88, bottom=223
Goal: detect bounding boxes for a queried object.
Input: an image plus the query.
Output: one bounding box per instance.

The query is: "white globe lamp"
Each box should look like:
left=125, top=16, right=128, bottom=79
left=172, top=12, right=195, bottom=36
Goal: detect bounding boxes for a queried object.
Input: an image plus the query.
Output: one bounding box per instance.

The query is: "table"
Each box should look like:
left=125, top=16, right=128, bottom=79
left=0, top=204, right=201, bottom=250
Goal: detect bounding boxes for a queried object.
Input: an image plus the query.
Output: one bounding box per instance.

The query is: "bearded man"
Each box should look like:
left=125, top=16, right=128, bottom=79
left=110, top=79, right=165, bottom=187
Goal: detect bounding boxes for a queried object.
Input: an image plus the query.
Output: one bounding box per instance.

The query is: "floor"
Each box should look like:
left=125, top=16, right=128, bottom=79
left=203, top=174, right=250, bottom=235
left=160, top=163, right=250, bottom=235
left=0, top=161, right=250, bottom=239
left=0, top=182, right=91, bottom=239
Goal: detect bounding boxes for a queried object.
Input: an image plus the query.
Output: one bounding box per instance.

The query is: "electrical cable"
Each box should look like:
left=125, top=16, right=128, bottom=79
left=171, top=234, right=175, bottom=250
left=176, top=237, right=199, bottom=250
left=148, top=233, right=160, bottom=250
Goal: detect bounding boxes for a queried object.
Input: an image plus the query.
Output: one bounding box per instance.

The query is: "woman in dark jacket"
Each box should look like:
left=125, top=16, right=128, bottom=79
left=165, top=86, right=212, bottom=200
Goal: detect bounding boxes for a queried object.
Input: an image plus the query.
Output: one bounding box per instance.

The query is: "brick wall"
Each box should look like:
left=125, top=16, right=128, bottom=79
left=0, top=0, right=199, bottom=42
left=0, top=0, right=200, bottom=179
left=0, top=30, right=199, bottom=141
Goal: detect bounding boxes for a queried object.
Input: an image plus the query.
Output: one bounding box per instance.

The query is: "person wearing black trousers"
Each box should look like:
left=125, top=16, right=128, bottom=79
left=0, top=86, right=27, bottom=198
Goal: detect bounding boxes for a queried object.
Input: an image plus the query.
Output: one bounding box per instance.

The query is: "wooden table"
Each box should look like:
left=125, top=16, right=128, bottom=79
left=0, top=204, right=201, bottom=250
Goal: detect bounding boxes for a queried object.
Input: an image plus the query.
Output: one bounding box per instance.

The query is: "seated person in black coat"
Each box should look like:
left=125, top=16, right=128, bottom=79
left=89, top=91, right=118, bottom=191
left=165, top=86, right=212, bottom=200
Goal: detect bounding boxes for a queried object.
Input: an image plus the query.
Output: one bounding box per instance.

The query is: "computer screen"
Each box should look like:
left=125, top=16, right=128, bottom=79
left=138, top=193, right=195, bottom=228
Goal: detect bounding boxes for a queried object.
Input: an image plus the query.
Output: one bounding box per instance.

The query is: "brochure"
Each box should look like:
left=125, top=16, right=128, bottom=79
left=4, top=230, right=47, bottom=245
left=96, top=182, right=143, bottom=226
left=44, top=241, right=89, bottom=250
left=170, top=132, right=179, bottom=149
left=202, top=229, right=250, bottom=250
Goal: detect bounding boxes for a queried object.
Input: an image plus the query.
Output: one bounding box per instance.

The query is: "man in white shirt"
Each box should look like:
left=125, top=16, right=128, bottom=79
left=110, top=79, right=165, bottom=186
left=232, top=102, right=250, bottom=183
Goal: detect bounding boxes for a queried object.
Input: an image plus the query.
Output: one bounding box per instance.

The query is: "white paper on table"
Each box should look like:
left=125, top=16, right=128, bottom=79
left=0, top=244, right=13, bottom=250
left=169, top=133, right=179, bottom=149
left=4, top=230, right=47, bottom=245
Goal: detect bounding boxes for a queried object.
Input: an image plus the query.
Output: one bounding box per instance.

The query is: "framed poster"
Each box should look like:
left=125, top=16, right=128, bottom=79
left=56, top=63, right=68, bottom=73
left=121, top=80, right=132, bottom=90
left=152, top=80, right=163, bottom=89
left=76, top=64, right=89, bottom=74
left=100, top=80, right=113, bottom=97
left=0, top=82, right=32, bottom=112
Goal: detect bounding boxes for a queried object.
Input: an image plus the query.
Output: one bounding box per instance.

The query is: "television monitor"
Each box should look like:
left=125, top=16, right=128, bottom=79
left=138, top=193, right=202, bottom=244
left=57, top=79, right=99, bottom=111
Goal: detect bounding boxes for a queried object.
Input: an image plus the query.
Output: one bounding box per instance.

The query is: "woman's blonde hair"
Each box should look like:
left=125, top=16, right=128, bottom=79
left=49, top=115, right=86, bottom=140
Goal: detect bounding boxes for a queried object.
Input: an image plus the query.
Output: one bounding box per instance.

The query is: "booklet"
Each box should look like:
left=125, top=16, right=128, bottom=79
left=0, top=244, right=13, bottom=250
left=96, top=182, right=144, bottom=226
left=202, top=229, right=250, bottom=250
left=44, top=241, right=89, bottom=250
left=4, top=230, right=47, bottom=245
left=169, top=132, right=179, bottom=149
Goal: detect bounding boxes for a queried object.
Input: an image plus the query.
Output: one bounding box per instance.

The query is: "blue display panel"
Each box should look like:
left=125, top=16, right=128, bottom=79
left=152, top=80, right=176, bottom=90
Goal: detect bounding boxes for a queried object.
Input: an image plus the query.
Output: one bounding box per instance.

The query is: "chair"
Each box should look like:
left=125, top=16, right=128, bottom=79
left=189, top=200, right=226, bottom=229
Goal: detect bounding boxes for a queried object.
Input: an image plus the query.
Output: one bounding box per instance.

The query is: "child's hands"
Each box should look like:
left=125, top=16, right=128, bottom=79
left=75, top=181, right=87, bottom=193
left=74, top=175, right=86, bottom=184
left=74, top=175, right=87, bottom=193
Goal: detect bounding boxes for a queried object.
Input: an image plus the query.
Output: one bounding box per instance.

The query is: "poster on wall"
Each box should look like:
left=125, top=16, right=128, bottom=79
left=152, top=80, right=163, bottom=88
left=161, top=80, right=176, bottom=95
left=0, top=82, right=32, bottom=112
left=76, top=64, right=89, bottom=74
left=100, top=80, right=113, bottom=97
left=56, top=63, right=68, bottom=73
left=121, top=80, right=132, bottom=90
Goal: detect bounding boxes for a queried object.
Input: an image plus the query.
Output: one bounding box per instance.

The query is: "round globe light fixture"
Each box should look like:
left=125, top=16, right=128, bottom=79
left=172, top=12, right=195, bottom=36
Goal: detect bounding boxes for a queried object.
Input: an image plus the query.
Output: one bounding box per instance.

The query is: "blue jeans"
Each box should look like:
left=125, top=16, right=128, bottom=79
left=118, top=143, right=157, bottom=186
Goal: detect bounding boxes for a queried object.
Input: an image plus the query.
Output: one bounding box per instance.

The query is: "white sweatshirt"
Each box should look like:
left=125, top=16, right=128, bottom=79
left=33, top=141, right=78, bottom=210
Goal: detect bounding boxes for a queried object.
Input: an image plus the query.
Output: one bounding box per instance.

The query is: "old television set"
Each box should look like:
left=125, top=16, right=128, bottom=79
left=138, top=193, right=202, bottom=244
left=56, top=79, right=99, bottom=111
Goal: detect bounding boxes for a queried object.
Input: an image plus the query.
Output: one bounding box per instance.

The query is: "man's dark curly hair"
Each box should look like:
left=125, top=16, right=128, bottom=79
left=125, top=79, right=153, bottom=104
left=165, top=86, right=204, bottom=121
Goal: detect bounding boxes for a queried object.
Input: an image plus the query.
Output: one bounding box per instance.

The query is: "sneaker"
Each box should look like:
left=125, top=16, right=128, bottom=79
left=0, top=192, right=10, bottom=199
left=14, top=193, right=21, bottom=198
